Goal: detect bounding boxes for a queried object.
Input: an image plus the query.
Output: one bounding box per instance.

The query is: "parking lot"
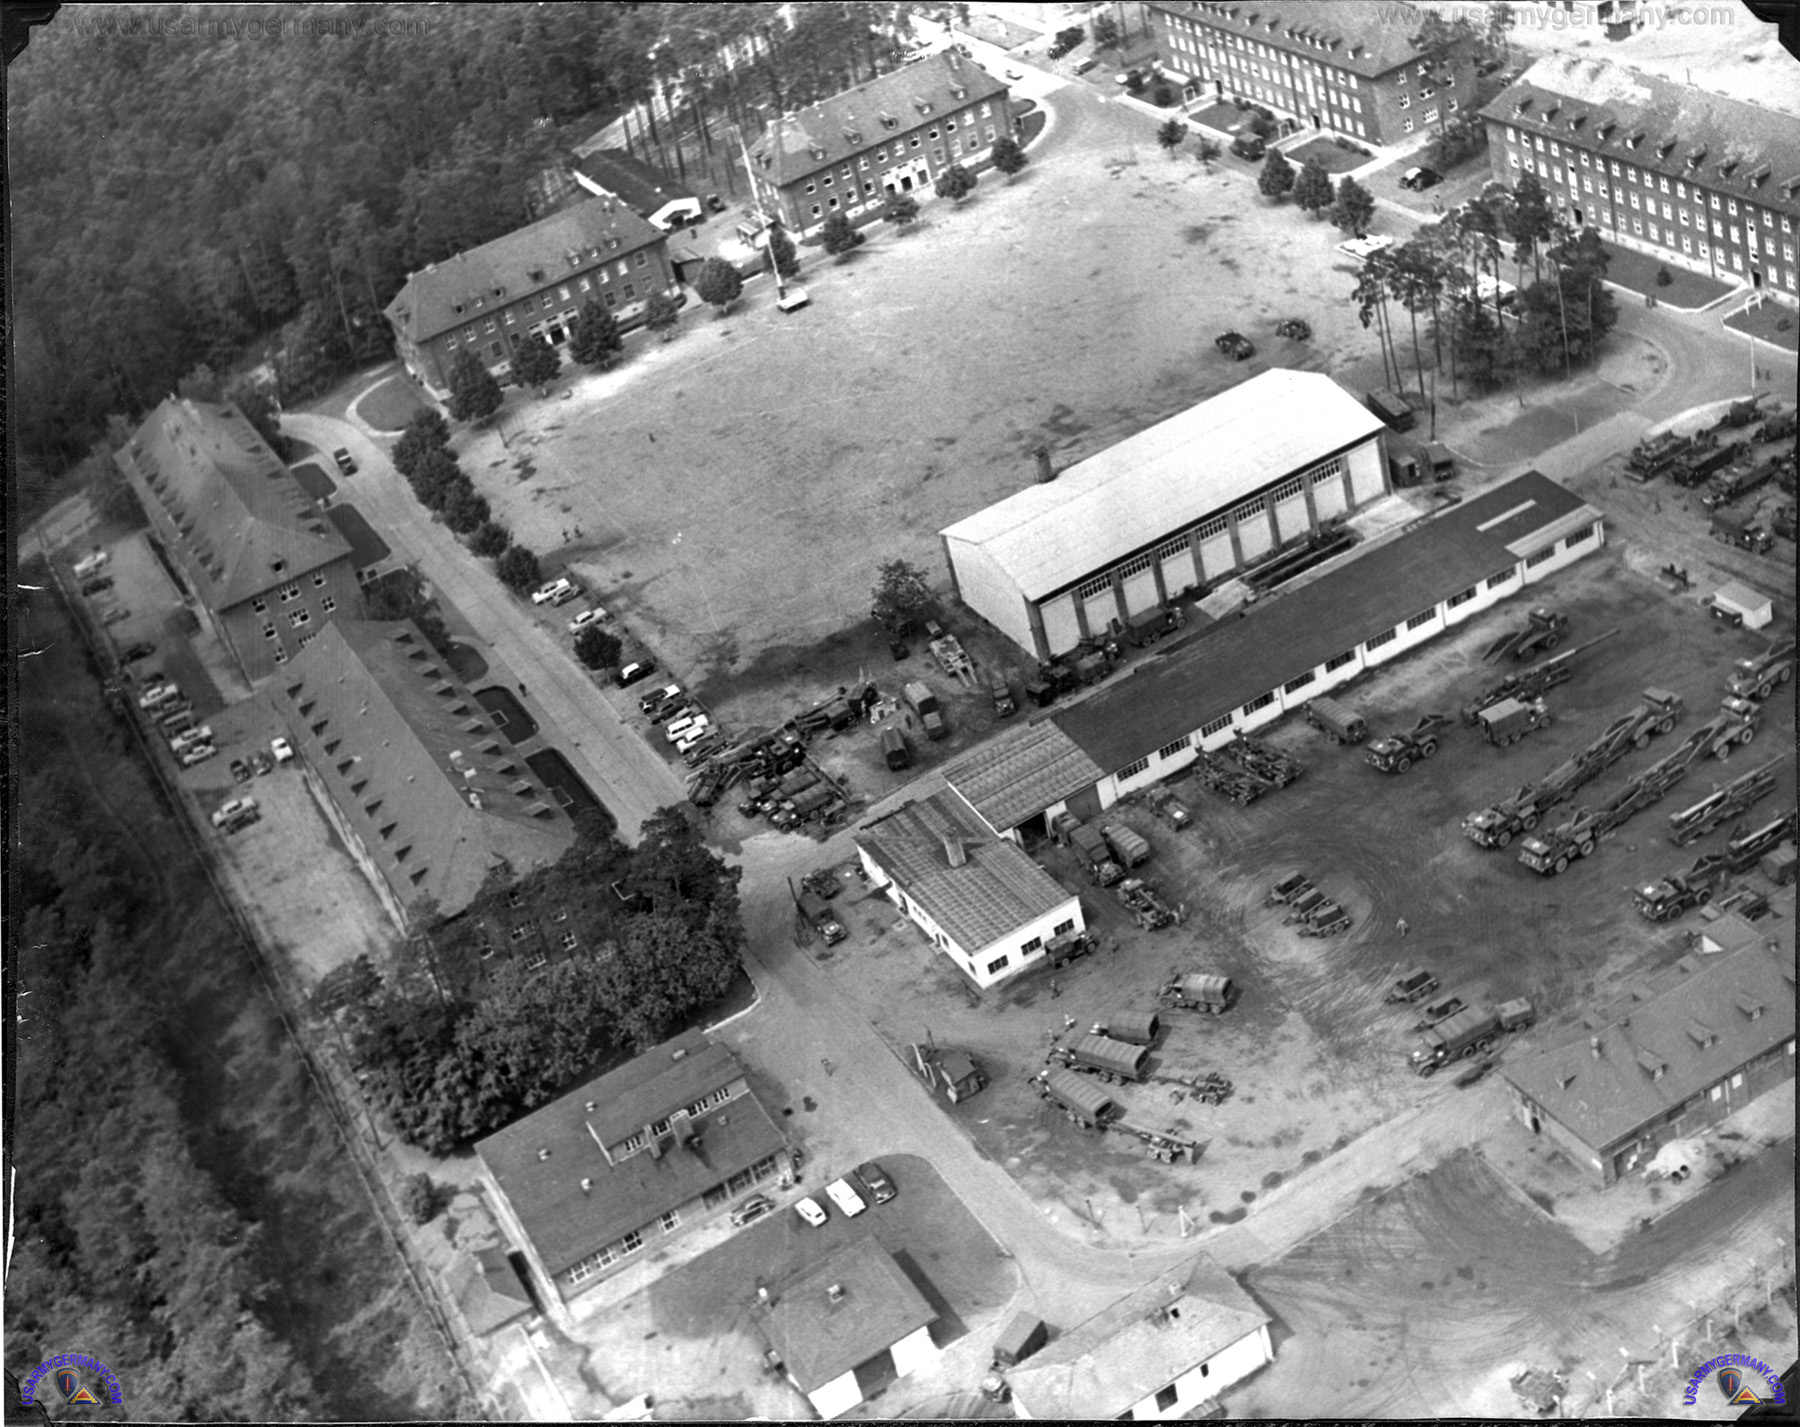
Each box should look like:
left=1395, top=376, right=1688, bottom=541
left=813, top=538, right=1795, bottom=1238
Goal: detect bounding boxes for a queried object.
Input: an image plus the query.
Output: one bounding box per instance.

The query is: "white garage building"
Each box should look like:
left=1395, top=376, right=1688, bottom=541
left=940, top=370, right=1390, bottom=661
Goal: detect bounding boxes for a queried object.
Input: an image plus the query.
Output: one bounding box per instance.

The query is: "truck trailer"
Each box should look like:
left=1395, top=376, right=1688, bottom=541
left=1408, top=1006, right=1501, bottom=1076
left=1049, top=1033, right=1149, bottom=1084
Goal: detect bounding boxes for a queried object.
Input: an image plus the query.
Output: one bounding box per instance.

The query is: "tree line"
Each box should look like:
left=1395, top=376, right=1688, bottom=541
left=11, top=2, right=922, bottom=498
left=312, top=809, right=747, bottom=1155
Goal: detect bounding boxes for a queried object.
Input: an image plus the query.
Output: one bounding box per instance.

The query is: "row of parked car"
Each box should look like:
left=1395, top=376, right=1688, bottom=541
left=637, top=680, right=732, bottom=765
left=730, top=1160, right=896, bottom=1229
left=538, top=574, right=661, bottom=686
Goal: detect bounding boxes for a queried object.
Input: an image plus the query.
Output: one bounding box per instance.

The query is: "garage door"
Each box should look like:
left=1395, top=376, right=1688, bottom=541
left=1121, top=566, right=1160, bottom=617
left=1274, top=489, right=1311, bottom=543
left=1235, top=503, right=1274, bottom=563
left=1159, top=545, right=1198, bottom=596
left=1083, top=586, right=1117, bottom=639
left=1311, top=469, right=1348, bottom=521
left=1197, top=527, right=1235, bottom=581
left=1040, top=595, right=1081, bottom=657
left=1349, top=448, right=1385, bottom=505
left=1065, top=784, right=1102, bottom=821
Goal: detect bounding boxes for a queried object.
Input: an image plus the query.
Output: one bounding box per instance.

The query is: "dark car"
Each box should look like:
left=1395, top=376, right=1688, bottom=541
left=1400, top=165, right=1442, bottom=191
left=853, top=1161, right=897, bottom=1204
left=333, top=447, right=357, bottom=475
left=230, top=758, right=253, bottom=784
left=1275, top=318, right=1312, bottom=341
left=120, top=641, right=157, bottom=664
left=706, top=193, right=728, bottom=214
left=1215, top=331, right=1255, bottom=361
left=615, top=658, right=658, bottom=687
left=80, top=576, right=115, bottom=596
left=729, top=1192, right=775, bottom=1227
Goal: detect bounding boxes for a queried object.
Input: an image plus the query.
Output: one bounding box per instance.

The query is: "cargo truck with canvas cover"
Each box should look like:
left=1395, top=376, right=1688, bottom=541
left=1047, top=1032, right=1148, bottom=1084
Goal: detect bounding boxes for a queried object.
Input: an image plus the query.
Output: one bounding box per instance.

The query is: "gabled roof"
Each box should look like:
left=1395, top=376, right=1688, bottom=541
left=324, top=502, right=393, bottom=571
left=383, top=198, right=666, bottom=343
left=114, top=398, right=353, bottom=609
left=940, top=371, right=1386, bottom=602
left=1148, top=1, right=1446, bottom=79
left=940, top=721, right=1107, bottom=834
left=1480, top=57, right=1800, bottom=215
left=1008, top=1254, right=1270, bottom=1419
left=574, top=148, right=695, bottom=219
left=761, top=1240, right=938, bottom=1393
left=447, top=1248, right=534, bottom=1336
left=268, top=620, right=571, bottom=918
left=749, top=50, right=1009, bottom=187
left=1052, top=471, right=1597, bottom=775
left=856, top=789, right=1075, bottom=954
left=476, top=1032, right=785, bottom=1276
left=1500, top=939, right=1795, bottom=1152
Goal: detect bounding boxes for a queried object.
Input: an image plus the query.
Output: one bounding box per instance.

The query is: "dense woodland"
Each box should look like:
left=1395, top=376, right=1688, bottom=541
left=11, top=1, right=920, bottom=498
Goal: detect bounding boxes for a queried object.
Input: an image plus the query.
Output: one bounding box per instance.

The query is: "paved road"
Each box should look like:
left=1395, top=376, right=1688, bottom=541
left=280, top=411, right=687, bottom=840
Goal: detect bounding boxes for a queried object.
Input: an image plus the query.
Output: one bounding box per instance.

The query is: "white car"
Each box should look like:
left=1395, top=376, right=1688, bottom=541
left=73, top=550, right=110, bottom=578
left=1335, top=234, right=1395, bottom=261
left=179, top=743, right=218, bottom=767
left=567, top=608, right=608, bottom=634
left=138, top=683, right=180, bottom=710
left=211, top=796, right=258, bottom=829
left=675, top=723, right=716, bottom=754
left=532, top=577, right=579, bottom=606
left=825, top=1178, right=867, bottom=1218
left=794, top=1196, right=829, bottom=1228
left=270, top=736, right=295, bottom=763
left=169, top=724, right=214, bottom=753
left=665, top=713, right=707, bottom=742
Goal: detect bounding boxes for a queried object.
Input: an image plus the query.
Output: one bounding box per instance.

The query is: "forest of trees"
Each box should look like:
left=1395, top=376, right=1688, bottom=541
left=11, top=1, right=921, bottom=499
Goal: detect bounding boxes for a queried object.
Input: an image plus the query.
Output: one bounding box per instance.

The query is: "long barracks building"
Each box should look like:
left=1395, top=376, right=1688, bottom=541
left=938, top=470, right=1603, bottom=842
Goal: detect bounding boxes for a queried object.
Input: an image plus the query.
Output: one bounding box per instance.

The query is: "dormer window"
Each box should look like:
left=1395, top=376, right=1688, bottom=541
left=912, top=96, right=931, bottom=115
left=1686, top=145, right=1706, bottom=169
left=879, top=112, right=898, bottom=130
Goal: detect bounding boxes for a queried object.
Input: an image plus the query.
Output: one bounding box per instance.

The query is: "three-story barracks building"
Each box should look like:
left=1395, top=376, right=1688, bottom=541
left=1482, top=56, right=1800, bottom=304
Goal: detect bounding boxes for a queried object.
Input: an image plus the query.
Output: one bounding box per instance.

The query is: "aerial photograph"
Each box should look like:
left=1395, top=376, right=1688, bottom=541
left=6, top=0, right=1797, bottom=1419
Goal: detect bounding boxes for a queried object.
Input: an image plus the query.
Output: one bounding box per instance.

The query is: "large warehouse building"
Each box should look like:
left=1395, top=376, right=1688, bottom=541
left=939, top=370, right=1390, bottom=662
left=938, top=470, right=1604, bottom=840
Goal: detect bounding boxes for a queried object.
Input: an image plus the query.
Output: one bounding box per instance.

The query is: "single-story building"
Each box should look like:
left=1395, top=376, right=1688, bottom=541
left=855, top=786, right=1085, bottom=990
left=1008, top=1254, right=1273, bottom=1420
left=574, top=147, right=704, bottom=231
left=760, top=1238, right=938, bottom=1419
left=446, top=1247, right=535, bottom=1336
left=477, top=1030, right=792, bottom=1306
left=1499, top=937, right=1795, bottom=1186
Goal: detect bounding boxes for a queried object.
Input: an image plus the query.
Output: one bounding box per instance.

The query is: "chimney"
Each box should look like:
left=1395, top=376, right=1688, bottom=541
left=758, top=1285, right=772, bottom=1305
left=1589, top=1036, right=1602, bottom=1059
left=537, top=1148, right=551, bottom=1161
left=585, top=1100, right=597, bottom=1112
left=942, top=835, right=967, bottom=868
left=580, top=1177, right=593, bottom=1192
left=1035, top=446, right=1055, bottom=483
left=827, top=1283, right=845, bottom=1304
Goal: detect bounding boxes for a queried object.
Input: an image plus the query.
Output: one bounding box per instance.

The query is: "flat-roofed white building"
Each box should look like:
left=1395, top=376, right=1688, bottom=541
left=940, top=370, right=1389, bottom=661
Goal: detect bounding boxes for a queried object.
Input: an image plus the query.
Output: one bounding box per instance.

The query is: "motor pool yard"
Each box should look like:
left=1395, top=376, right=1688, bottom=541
left=458, top=92, right=1411, bottom=729
left=820, top=536, right=1795, bottom=1279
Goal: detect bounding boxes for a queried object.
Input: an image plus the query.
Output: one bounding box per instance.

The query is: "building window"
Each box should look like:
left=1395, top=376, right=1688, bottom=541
left=1200, top=714, right=1233, bottom=738
left=321, top=596, right=337, bottom=614
left=659, top=1209, right=680, bottom=1233
left=1156, top=1384, right=1180, bottom=1412
left=1157, top=535, right=1189, bottom=560
left=560, top=930, right=579, bottom=951
left=289, top=609, right=312, bottom=628
left=1118, top=756, right=1151, bottom=779
left=1447, top=586, right=1477, bottom=608
left=1022, top=935, right=1043, bottom=954
left=1077, top=574, right=1112, bottom=600
left=987, top=955, right=1009, bottom=975
left=1235, top=495, right=1267, bottom=519
left=264, top=623, right=278, bottom=640
left=1159, top=734, right=1192, bottom=760
left=1270, top=477, right=1303, bottom=503
left=1365, top=627, right=1397, bottom=650
left=1525, top=544, right=1558, bottom=567
left=1283, top=670, right=1316, bottom=694
left=1565, top=522, right=1597, bottom=546
left=1405, top=608, right=1436, bottom=631
left=1197, top=516, right=1229, bottom=540
left=1403, top=118, right=1414, bottom=134
left=1325, top=650, right=1356, bottom=671
left=1118, top=552, right=1154, bottom=580
left=253, top=597, right=268, bottom=614
left=1486, top=569, right=1516, bottom=590
left=1241, top=691, right=1276, bottom=715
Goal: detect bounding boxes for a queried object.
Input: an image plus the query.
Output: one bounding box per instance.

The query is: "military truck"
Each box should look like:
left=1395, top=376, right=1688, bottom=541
left=1384, top=966, right=1440, bottom=1003
left=880, top=726, right=911, bottom=770
left=1066, top=822, right=1124, bottom=886
left=1497, top=998, right=1537, bottom=1033
left=1100, top=822, right=1151, bottom=868
left=1478, top=696, right=1553, bottom=747
left=1408, top=1006, right=1501, bottom=1076
left=1092, top=1010, right=1160, bottom=1047
left=903, top=681, right=948, bottom=740
left=1365, top=713, right=1453, bottom=773
left=986, top=668, right=1016, bottom=717
left=1144, top=785, right=1193, bottom=830
left=1048, top=1032, right=1148, bottom=1084
left=1043, top=928, right=1097, bottom=969
left=1725, top=639, right=1796, bottom=702
left=1158, top=972, right=1235, bottom=1014
left=1711, top=506, right=1775, bottom=554
left=796, top=889, right=846, bottom=945
left=1304, top=696, right=1368, bottom=745
left=1035, top=1066, right=1118, bottom=1127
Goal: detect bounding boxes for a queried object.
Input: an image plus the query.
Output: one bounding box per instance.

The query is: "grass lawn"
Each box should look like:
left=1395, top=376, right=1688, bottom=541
left=1724, top=297, right=1800, bottom=352
left=1596, top=238, right=1736, bottom=310
left=1188, top=99, right=1241, bottom=132
left=1284, top=136, right=1369, bottom=175
left=358, top=372, right=430, bottom=431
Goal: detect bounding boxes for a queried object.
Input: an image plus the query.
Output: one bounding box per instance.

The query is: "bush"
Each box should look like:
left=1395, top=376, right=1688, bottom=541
left=496, top=546, right=543, bottom=594
left=400, top=1172, right=439, bottom=1225
left=1655, top=266, right=1673, bottom=288
left=470, top=521, right=512, bottom=558
left=1151, top=83, right=1174, bottom=107
left=444, top=484, right=491, bottom=535
left=574, top=624, right=623, bottom=671
left=643, top=291, right=680, bottom=341
left=820, top=213, right=865, bottom=257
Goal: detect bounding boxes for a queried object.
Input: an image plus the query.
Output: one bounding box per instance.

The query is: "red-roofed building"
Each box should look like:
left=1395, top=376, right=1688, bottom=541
left=743, top=51, right=1013, bottom=237
left=1499, top=938, right=1795, bottom=1186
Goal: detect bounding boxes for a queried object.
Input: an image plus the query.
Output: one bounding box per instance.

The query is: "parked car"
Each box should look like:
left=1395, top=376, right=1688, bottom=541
left=73, top=550, right=110, bottom=579
left=101, top=607, right=131, bottom=627
left=120, top=641, right=156, bottom=663
left=1276, top=317, right=1312, bottom=341
left=230, top=758, right=253, bottom=784
left=1399, top=165, right=1442, bottom=191
left=1336, top=234, right=1395, bottom=261
left=270, top=735, right=295, bottom=763
left=332, top=447, right=357, bottom=475
left=825, top=1177, right=867, bottom=1217
left=179, top=743, right=218, bottom=767
left=211, top=796, right=258, bottom=829
left=706, top=193, right=728, bottom=214
left=137, top=683, right=180, bottom=710
left=567, top=608, right=607, bottom=634
left=639, top=682, right=683, bottom=716
left=616, top=658, right=657, bottom=687
left=532, top=577, right=579, bottom=606
left=794, top=1196, right=829, bottom=1228
left=80, top=576, right=115, bottom=596
left=251, top=750, right=276, bottom=776
left=169, top=725, right=214, bottom=753
left=853, top=1161, right=897, bottom=1205
left=1215, top=331, right=1255, bottom=361
left=729, top=1193, right=775, bottom=1227
left=1073, top=56, right=1099, bottom=74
